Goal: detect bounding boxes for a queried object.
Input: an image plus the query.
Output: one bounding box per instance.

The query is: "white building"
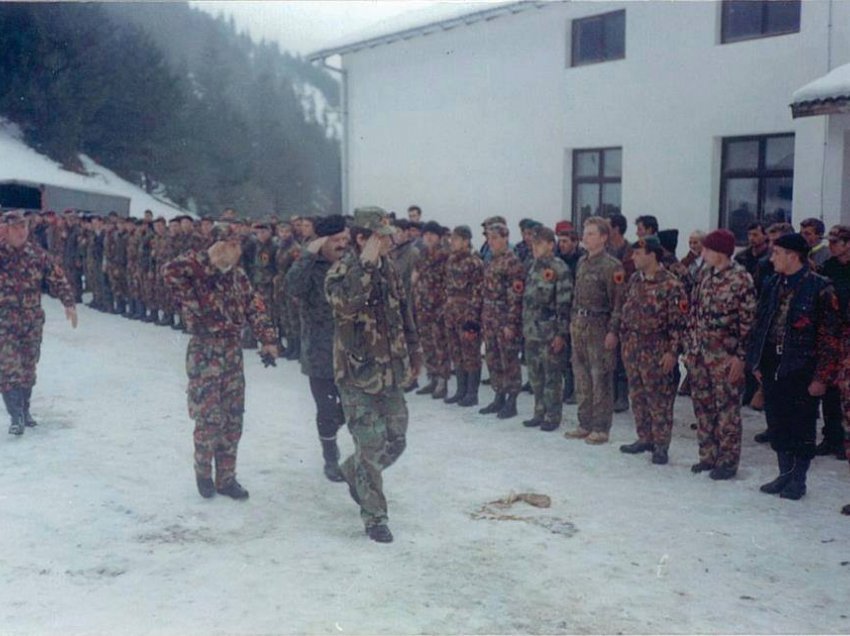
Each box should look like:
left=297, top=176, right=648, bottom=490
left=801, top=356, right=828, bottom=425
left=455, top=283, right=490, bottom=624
left=309, top=0, right=850, bottom=250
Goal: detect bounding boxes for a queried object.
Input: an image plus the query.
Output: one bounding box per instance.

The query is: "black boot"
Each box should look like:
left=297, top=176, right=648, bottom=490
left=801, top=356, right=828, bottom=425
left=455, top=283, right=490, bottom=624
left=3, top=390, right=25, bottom=436
left=754, top=429, right=771, bottom=444
left=431, top=377, right=448, bottom=400
left=216, top=479, right=250, bottom=500
left=479, top=392, right=506, bottom=415
left=563, top=366, right=576, bottom=404
left=760, top=451, right=794, bottom=494
left=156, top=312, right=173, bottom=327
left=415, top=377, right=438, bottom=395
left=651, top=445, right=669, bottom=465
left=142, top=307, right=157, bottom=323
left=22, top=387, right=37, bottom=427
left=196, top=475, right=215, bottom=498
left=497, top=393, right=518, bottom=419
left=523, top=415, right=543, bottom=428
left=444, top=370, right=468, bottom=404
left=284, top=337, right=300, bottom=360
left=613, top=378, right=629, bottom=413
left=320, top=438, right=344, bottom=483
left=458, top=369, right=480, bottom=407
left=779, top=456, right=810, bottom=500
left=619, top=440, right=653, bottom=454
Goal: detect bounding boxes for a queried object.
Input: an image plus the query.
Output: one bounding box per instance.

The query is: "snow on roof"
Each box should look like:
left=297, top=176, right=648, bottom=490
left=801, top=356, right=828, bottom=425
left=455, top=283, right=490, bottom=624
left=792, top=62, right=850, bottom=105
left=0, top=119, right=188, bottom=219
left=307, top=1, right=548, bottom=61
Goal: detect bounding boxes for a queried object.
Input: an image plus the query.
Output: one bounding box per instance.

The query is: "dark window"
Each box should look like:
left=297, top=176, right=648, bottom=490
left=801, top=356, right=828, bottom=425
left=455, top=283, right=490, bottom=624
left=721, top=0, right=800, bottom=44
left=720, top=134, right=794, bottom=244
left=571, top=10, right=625, bottom=66
left=572, top=148, right=622, bottom=225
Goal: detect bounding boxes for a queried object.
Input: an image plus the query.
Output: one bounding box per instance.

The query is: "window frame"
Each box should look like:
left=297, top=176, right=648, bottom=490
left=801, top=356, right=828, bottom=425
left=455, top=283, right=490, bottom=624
left=720, top=0, right=801, bottom=44
left=570, top=9, right=626, bottom=67
left=571, top=146, right=622, bottom=225
left=719, top=133, right=795, bottom=240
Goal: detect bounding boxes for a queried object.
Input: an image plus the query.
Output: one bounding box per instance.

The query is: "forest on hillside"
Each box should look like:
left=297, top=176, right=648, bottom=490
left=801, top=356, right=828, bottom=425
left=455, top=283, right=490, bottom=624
left=0, top=2, right=341, bottom=217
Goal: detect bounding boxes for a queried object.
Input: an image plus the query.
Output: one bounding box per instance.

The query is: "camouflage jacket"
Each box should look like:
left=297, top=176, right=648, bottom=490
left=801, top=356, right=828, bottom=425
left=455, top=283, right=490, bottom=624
left=0, top=242, right=75, bottom=314
left=251, top=239, right=277, bottom=289
left=105, top=228, right=128, bottom=269
left=286, top=251, right=336, bottom=379
left=687, top=262, right=756, bottom=359
left=391, top=239, right=420, bottom=302
left=152, top=234, right=176, bottom=276
left=444, top=250, right=484, bottom=324
left=325, top=250, right=419, bottom=394
left=522, top=256, right=573, bottom=342
left=162, top=249, right=276, bottom=343
left=620, top=268, right=687, bottom=356
left=85, top=231, right=105, bottom=272
left=572, top=251, right=626, bottom=333
left=412, top=245, right=448, bottom=318
left=482, top=249, right=525, bottom=329
left=126, top=231, right=141, bottom=273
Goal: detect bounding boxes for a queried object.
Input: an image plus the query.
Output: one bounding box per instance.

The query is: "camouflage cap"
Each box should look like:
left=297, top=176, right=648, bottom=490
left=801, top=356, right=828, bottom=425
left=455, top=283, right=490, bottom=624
left=828, top=225, right=850, bottom=242
left=2, top=210, right=26, bottom=225
left=531, top=226, right=555, bottom=243
left=452, top=225, right=472, bottom=240
left=519, top=219, right=542, bottom=231
left=352, top=206, right=395, bottom=235
left=631, top=235, right=663, bottom=251
left=486, top=222, right=509, bottom=237
left=481, top=215, right=507, bottom=228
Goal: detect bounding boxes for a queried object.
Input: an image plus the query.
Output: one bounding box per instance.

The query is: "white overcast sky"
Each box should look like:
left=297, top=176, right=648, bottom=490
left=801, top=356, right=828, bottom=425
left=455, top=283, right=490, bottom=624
left=192, top=1, right=447, bottom=55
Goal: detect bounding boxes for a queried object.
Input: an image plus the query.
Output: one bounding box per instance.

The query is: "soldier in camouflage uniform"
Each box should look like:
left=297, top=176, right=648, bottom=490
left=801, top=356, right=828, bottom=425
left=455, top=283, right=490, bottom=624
left=139, top=219, right=159, bottom=322
left=478, top=222, right=526, bottom=418
left=125, top=219, right=143, bottom=319
left=686, top=229, right=756, bottom=480
left=278, top=235, right=303, bottom=360
left=286, top=215, right=350, bottom=482
left=564, top=216, right=626, bottom=445
left=85, top=215, right=109, bottom=312
left=245, top=222, right=277, bottom=349
left=0, top=211, right=77, bottom=435
left=618, top=236, right=687, bottom=464
left=521, top=227, right=572, bottom=431
left=61, top=211, right=84, bottom=303
left=412, top=221, right=451, bottom=399
left=442, top=225, right=484, bottom=406
left=162, top=232, right=278, bottom=500
left=272, top=222, right=296, bottom=353
left=153, top=218, right=180, bottom=327
left=325, top=207, right=420, bottom=544
left=104, top=217, right=130, bottom=315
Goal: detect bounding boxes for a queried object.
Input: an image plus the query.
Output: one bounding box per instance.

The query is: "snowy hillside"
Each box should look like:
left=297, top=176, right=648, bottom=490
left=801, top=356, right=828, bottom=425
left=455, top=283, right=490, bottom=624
left=0, top=120, right=189, bottom=219
left=2, top=299, right=850, bottom=634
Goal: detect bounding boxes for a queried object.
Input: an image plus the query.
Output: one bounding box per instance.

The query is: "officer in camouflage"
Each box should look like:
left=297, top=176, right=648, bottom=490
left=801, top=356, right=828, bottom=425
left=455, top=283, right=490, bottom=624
left=412, top=221, right=451, bottom=399
left=618, top=236, right=687, bottom=465
left=325, top=206, right=421, bottom=544
left=478, top=222, right=525, bottom=418
left=162, top=231, right=278, bottom=500
left=443, top=225, right=484, bottom=406
left=686, top=229, right=756, bottom=480
left=564, top=216, right=626, bottom=445
left=521, top=226, right=573, bottom=432
left=286, top=214, right=350, bottom=483
left=0, top=211, right=77, bottom=435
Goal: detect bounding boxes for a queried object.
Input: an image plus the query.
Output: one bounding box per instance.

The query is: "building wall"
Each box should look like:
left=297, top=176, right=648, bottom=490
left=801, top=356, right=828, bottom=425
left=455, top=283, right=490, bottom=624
left=341, top=0, right=849, bottom=252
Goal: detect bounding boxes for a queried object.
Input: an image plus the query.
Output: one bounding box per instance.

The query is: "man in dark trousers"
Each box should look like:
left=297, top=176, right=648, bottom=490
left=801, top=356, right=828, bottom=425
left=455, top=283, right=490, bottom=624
left=286, top=215, right=351, bottom=482
left=747, top=233, right=841, bottom=500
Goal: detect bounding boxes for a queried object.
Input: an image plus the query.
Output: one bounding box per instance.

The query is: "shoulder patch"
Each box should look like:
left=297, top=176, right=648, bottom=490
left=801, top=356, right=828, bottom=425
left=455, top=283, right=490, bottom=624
left=512, top=280, right=525, bottom=294
left=543, top=268, right=556, bottom=282
left=679, top=298, right=689, bottom=314
left=613, top=270, right=625, bottom=285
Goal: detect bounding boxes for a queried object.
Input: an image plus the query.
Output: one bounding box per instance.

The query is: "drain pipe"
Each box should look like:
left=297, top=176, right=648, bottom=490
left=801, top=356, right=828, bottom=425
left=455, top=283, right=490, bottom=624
left=318, top=58, right=349, bottom=215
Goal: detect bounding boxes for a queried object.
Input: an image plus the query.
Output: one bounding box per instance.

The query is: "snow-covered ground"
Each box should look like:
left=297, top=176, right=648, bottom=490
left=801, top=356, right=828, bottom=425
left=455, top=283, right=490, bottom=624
left=2, top=299, right=850, bottom=635
left=0, top=120, right=187, bottom=219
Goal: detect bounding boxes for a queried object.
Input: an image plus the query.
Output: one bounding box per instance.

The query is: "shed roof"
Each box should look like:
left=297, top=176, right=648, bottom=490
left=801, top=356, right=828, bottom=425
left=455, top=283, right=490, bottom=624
left=791, top=62, right=850, bottom=118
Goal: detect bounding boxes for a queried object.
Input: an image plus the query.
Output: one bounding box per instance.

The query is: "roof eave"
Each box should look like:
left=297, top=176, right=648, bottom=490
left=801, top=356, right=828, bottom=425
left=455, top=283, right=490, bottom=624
left=307, top=1, right=550, bottom=62
left=791, top=97, right=850, bottom=119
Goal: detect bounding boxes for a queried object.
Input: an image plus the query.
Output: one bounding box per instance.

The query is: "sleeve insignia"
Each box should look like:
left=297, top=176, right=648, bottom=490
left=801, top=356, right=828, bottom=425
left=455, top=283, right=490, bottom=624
left=678, top=298, right=689, bottom=314
left=512, top=280, right=525, bottom=294
left=543, top=268, right=556, bottom=282
left=613, top=270, right=625, bottom=285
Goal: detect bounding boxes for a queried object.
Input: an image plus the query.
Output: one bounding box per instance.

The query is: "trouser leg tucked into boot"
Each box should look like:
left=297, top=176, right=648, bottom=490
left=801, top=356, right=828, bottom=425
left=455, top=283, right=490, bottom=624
left=497, top=393, right=518, bottom=419
left=4, top=389, right=25, bottom=436
left=779, top=456, right=810, bottom=500
left=479, top=392, right=505, bottom=415
left=458, top=369, right=480, bottom=407
left=445, top=370, right=468, bottom=404
left=760, top=451, right=794, bottom=494
left=320, top=436, right=344, bottom=482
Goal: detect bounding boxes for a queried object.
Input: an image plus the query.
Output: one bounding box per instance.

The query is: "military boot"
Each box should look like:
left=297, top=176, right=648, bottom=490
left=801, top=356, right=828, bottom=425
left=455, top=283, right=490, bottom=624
left=22, top=387, right=37, bottom=428
left=216, top=479, right=250, bottom=500
left=497, top=393, right=518, bottom=419
left=779, top=457, right=810, bottom=500
left=431, top=377, right=448, bottom=400
left=458, top=369, right=480, bottom=407
left=284, top=337, right=300, bottom=360
left=3, top=390, right=25, bottom=436
left=415, top=376, right=438, bottom=395
left=156, top=311, right=173, bottom=327
left=479, top=392, right=505, bottom=415
left=760, top=451, right=794, bottom=494
left=366, top=524, right=393, bottom=543
left=444, top=371, right=468, bottom=404
left=613, top=378, right=629, bottom=413
left=142, top=307, right=157, bottom=323
left=320, top=438, right=345, bottom=483
left=196, top=475, right=215, bottom=499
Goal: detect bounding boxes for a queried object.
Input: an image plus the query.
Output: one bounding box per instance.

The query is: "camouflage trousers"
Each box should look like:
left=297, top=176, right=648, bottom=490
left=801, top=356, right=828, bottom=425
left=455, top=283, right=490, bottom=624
left=185, top=336, right=245, bottom=487
left=64, top=259, right=83, bottom=302
left=126, top=266, right=141, bottom=301
left=571, top=316, right=615, bottom=433
left=445, top=311, right=482, bottom=373
left=526, top=338, right=566, bottom=425
left=339, top=384, right=408, bottom=529
left=106, top=266, right=127, bottom=300
left=621, top=333, right=677, bottom=448
left=482, top=309, right=522, bottom=394
left=686, top=349, right=743, bottom=469
left=417, top=312, right=451, bottom=379
left=0, top=308, right=44, bottom=392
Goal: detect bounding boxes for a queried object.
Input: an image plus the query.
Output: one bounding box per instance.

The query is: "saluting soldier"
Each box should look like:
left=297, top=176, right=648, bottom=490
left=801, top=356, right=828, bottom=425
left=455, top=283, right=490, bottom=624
left=564, top=216, right=626, bottom=445
left=618, top=236, right=687, bottom=465
left=521, top=226, right=572, bottom=432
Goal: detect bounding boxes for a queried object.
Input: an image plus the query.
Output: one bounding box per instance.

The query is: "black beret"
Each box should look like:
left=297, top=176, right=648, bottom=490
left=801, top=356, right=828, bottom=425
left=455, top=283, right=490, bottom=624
left=421, top=221, right=442, bottom=236
left=657, top=229, right=679, bottom=253
left=315, top=214, right=347, bottom=237
left=774, top=232, right=810, bottom=255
